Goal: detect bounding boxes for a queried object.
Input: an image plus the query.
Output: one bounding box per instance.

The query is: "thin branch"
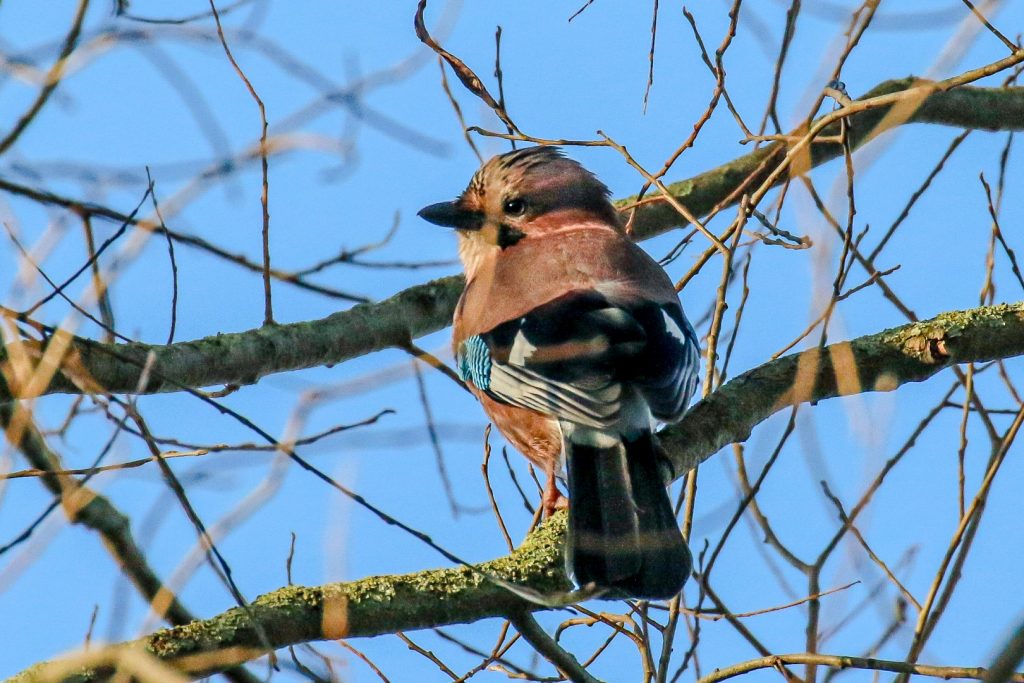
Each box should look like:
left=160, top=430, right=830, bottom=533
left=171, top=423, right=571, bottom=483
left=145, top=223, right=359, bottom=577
left=642, top=0, right=659, bottom=113
left=0, top=402, right=199, bottom=628
left=0, top=0, right=90, bottom=157
left=509, top=610, right=603, bottom=683
left=986, top=618, right=1024, bottom=683
left=960, top=0, right=1019, bottom=52
left=414, top=0, right=518, bottom=135
left=207, top=0, right=275, bottom=325
left=694, top=652, right=1023, bottom=683
left=0, top=177, right=369, bottom=303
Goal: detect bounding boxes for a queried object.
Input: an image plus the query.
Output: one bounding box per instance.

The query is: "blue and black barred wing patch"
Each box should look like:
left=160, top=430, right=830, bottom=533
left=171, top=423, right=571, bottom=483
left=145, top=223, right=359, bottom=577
left=456, top=335, right=492, bottom=390
left=457, top=333, right=620, bottom=428
left=457, top=289, right=700, bottom=426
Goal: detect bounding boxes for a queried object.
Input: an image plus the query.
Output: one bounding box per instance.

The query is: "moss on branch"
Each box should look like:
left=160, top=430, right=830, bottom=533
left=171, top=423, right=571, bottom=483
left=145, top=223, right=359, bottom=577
left=8, top=512, right=569, bottom=683
left=659, top=302, right=1024, bottom=476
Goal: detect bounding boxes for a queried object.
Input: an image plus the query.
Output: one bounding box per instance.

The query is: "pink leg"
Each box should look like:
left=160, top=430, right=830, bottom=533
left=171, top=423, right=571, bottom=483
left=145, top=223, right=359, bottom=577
left=541, top=468, right=568, bottom=517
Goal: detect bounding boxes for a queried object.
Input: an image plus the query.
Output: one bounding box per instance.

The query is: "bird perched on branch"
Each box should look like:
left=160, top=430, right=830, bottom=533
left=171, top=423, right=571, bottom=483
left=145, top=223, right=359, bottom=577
left=418, top=146, right=700, bottom=599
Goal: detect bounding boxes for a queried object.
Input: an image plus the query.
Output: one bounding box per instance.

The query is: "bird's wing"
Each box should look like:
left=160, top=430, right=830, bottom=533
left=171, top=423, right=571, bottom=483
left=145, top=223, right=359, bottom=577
left=455, top=289, right=700, bottom=428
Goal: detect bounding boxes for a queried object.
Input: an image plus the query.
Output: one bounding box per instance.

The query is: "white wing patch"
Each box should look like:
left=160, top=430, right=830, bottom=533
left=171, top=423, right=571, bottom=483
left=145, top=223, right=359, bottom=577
left=508, top=329, right=537, bottom=365
left=663, top=310, right=688, bottom=345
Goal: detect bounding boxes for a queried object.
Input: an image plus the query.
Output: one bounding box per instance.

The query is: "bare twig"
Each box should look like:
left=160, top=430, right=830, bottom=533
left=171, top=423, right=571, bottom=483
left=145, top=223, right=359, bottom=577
left=207, top=0, right=274, bottom=325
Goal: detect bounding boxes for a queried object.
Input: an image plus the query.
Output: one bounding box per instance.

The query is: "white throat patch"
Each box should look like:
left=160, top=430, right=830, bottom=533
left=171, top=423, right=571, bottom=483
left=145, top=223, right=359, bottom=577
left=457, top=232, right=498, bottom=277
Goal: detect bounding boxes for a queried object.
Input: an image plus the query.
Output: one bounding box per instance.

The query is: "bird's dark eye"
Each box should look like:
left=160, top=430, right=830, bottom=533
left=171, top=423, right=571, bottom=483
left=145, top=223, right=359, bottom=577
left=503, top=198, right=526, bottom=216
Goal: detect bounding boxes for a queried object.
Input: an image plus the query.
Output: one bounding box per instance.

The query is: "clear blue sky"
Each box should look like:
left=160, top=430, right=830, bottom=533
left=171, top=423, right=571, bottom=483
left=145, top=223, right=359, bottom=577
left=1, top=1, right=1023, bottom=681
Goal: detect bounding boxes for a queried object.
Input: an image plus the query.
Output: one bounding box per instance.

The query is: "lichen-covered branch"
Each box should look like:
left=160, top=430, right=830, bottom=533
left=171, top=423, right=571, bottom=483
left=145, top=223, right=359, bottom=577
left=9, top=301, right=1024, bottom=683
left=0, top=276, right=464, bottom=398
left=2, top=81, right=1022, bottom=400
left=623, top=80, right=1024, bottom=241
left=660, top=302, right=1024, bottom=477
left=8, top=512, right=571, bottom=683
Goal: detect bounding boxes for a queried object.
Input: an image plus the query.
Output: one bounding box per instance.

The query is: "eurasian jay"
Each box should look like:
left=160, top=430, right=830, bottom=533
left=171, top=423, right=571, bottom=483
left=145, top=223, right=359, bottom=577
left=418, top=146, right=700, bottom=599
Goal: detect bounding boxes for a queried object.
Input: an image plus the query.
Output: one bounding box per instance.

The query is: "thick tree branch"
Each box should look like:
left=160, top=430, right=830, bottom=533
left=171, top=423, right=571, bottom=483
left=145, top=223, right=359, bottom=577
left=660, top=302, right=1024, bottom=477
left=1, top=80, right=1022, bottom=399
left=9, top=301, right=1024, bottom=682
left=8, top=512, right=571, bottom=683
left=0, top=276, right=463, bottom=397
left=624, top=79, right=1024, bottom=241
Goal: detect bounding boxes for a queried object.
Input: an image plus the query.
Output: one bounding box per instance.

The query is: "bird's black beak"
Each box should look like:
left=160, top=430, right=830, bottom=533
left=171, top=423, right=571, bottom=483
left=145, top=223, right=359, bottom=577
left=417, top=201, right=483, bottom=231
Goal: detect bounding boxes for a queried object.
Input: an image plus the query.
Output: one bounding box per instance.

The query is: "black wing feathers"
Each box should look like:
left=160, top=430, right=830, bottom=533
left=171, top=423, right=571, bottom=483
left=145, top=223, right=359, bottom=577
left=478, top=289, right=698, bottom=425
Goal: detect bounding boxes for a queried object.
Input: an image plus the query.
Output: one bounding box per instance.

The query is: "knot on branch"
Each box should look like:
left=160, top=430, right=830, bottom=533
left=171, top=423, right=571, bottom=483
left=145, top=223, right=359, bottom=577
left=903, top=331, right=953, bottom=365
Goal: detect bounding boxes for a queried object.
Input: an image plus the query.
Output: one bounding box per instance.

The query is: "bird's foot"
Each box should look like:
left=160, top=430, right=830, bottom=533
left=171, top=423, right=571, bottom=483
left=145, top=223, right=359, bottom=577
left=542, top=478, right=568, bottom=518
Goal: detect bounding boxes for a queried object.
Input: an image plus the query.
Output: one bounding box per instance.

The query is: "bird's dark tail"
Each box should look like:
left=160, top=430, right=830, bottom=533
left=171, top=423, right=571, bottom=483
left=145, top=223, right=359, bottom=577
left=563, top=425, right=692, bottom=599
